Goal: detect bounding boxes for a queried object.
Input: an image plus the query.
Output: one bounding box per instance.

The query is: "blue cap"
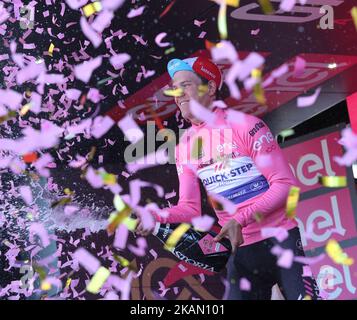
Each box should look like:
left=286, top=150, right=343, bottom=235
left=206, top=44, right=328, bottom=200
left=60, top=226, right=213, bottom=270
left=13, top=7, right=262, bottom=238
left=167, top=58, right=198, bottom=79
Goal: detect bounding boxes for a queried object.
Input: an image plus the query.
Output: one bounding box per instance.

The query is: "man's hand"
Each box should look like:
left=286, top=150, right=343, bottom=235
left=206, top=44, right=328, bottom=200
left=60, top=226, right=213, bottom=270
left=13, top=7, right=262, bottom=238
left=213, top=219, right=244, bottom=253
left=135, top=215, right=155, bottom=236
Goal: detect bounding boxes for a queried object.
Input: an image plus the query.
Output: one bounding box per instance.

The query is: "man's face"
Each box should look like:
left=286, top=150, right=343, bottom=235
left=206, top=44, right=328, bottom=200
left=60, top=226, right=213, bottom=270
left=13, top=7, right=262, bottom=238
left=172, top=70, right=212, bottom=124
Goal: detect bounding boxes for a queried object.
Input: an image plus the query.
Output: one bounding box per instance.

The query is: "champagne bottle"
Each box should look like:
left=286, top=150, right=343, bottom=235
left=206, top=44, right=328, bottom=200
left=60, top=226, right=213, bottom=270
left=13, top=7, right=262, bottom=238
left=152, top=222, right=232, bottom=273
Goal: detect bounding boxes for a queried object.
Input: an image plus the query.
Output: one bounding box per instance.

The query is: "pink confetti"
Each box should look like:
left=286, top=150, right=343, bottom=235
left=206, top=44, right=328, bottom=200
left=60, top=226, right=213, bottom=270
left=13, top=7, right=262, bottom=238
left=128, top=237, right=147, bottom=256
left=30, top=92, right=42, bottom=114
left=240, top=278, right=251, bottom=291
left=64, top=205, right=79, bottom=216
left=293, top=56, right=306, bottom=78
left=194, top=19, right=206, bottom=27
left=16, top=61, right=46, bottom=85
left=294, top=253, right=326, bottom=265
left=261, top=227, right=289, bottom=242
left=132, top=34, right=147, bottom=46
left=277, top=249, right=294, bottom=269
left=211, top=40, right=238, bottom=64
left=0, top=89, right=23, bottom=110
left=127, top=6, right=145, bottom=18
left=85, top=167, right=104, bottom=189
left=191, top=215, right=215, bottom=232
left=198, top=31, right=206, bottom=39
left=29, top=223, right=50, bottom=248
left=65, top=88, right=82, bottom=100
left=149, top=249, right=158, bottom=259
left=280, top=0, right=296, bottom=12
left=251, top=28, right=260, bottom=35
left=74, top=56, right=102, bottom=83
left=302, top=265, right=313, bottom=277
left=114, top=224, right=129, bottom=249
left=189, top=99, right=216, bottom=126
left=178, top=264, right=187, bottom=272
left=117, top=115, right=144, bottom=143
left=91, top=115, right=115, bottom=139
left=73, top=248, right=100, bottom=275
left=297, top=87, right=321, bottom=108
left=80, top=16, right=102, bottom=48
left=109, top=53, right=131, bottom=70
left=101, top=0, right=126, bottom=11
left=19, top=186, right=33, bottom=205
left=155, top=32, right=170, bottom=47
left=91, top=10, right=114, bottom=33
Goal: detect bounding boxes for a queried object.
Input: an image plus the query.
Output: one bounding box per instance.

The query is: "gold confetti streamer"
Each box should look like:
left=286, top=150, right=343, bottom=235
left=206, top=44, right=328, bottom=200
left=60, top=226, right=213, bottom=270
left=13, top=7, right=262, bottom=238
left=351, top=7, right=357, bottom=31
left=20, top=103, right=31, bottom=116
left=198, top=85, right=208, bottom=97
left=163, top=88, right=183, bottom=97
left=259, top=0, right=274, bottom=14
left=165, top=223, right=191, bottom=251
left=83, top=1, right=102, bottom=17
left=326, top=239, right=354, bottom=266
left=286, top=186, right=300, bottom=219
left=48, top=43, right=55, bottom=57
left=86, top=266, right=110, bottom=294
left=319, top=176, right=347, bottom=188
left=218, top=2, right=228, bottom=39
left=191, top=136, right=204, bottom=160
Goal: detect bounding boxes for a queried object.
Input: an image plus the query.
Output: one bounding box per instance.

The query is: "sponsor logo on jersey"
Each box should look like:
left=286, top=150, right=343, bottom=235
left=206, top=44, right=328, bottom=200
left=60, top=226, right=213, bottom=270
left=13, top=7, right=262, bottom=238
left=253, top=131, right=275, bottom=151
left=249, top=121, right=265, bottom=137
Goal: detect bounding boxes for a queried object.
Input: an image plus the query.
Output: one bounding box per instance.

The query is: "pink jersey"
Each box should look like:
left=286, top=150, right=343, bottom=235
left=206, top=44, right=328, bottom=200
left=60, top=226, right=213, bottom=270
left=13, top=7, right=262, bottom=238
left=152, top=107, right=298, bottom=246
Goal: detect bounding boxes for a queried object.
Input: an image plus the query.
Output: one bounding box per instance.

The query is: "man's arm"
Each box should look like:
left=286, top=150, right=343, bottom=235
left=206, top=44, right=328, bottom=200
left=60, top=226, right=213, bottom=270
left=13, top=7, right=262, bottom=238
left=232, top=114, right=298, bottom=228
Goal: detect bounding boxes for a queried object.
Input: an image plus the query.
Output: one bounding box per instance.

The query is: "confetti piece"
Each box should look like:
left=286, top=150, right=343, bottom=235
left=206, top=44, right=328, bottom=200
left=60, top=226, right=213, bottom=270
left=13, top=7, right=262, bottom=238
left=279, top=128, right=295, bottom=140
left=277, top=248, right=294, bottom=269
left=117, top=115, right=144, bottom=143
left=261, top=227, right=289, bottom=242
left=155, top=32, right=170, bottom=47
left=107, top=207, right=132, bottom=235
left=189, top=99, right=216, bottom=126
left=318, top=176, right=347, bottom=188
left=127, top=5, right=145, bottom=18
left=326, top=239, right=354, bottom=266
left=191, top=136, right=204, bottom=160
left=251, top=28, right=260, bottom=35
left=164, top=47, right=176, bottom=55
left=86, top=266, right=110, bottom=294
left=351, top=7, right=357, bottom=31
left=48, top=43, right=55, bottom=57
left=163, top=88, right=183, bottom=97
left=165, top=223, right=191, bottom=251
left=19, top=186, right=33, bottom=205
left=192, top=215, right=215, bottom=232
left=91, top=115, right=115, bottom=139
left=80, top=16, right=102, bottom=48
left=128, top=237, right=147, bottom=257
left=22, top=152, right=38, bottom=164
left=208, top=192, right=237, bottom=215
left=286, top=186, right=300, bottom=219
left=293, top=56, right=306, bottom=78
left=198, top=31, right=206, bottom=39
left=83, top=1, right=102, bottom=17
left=259, top=0, right=274, bottom=14
left=109, top=53, right=131, bottom=70
left=240, top=278, right=251, bottom=291
left=194, top=19, right=206, bottom=27
left=122, top=217, right=138, bottom=231
left=159, top=0, right=177, bottom=18
left=297, top=87, right=321, bottom=108
left=29, top=223, right=50, bottom=247
left=74, top=56, right=102, bottom=83
left=280, top=0, right=296, bottom=12
left=74, top=248, right=101, bottom=275
left=218, top=2, right=228, bottom=40
left=302, top=265, right=312, bottom=277
left=211, top=40, right=238, bottom=64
